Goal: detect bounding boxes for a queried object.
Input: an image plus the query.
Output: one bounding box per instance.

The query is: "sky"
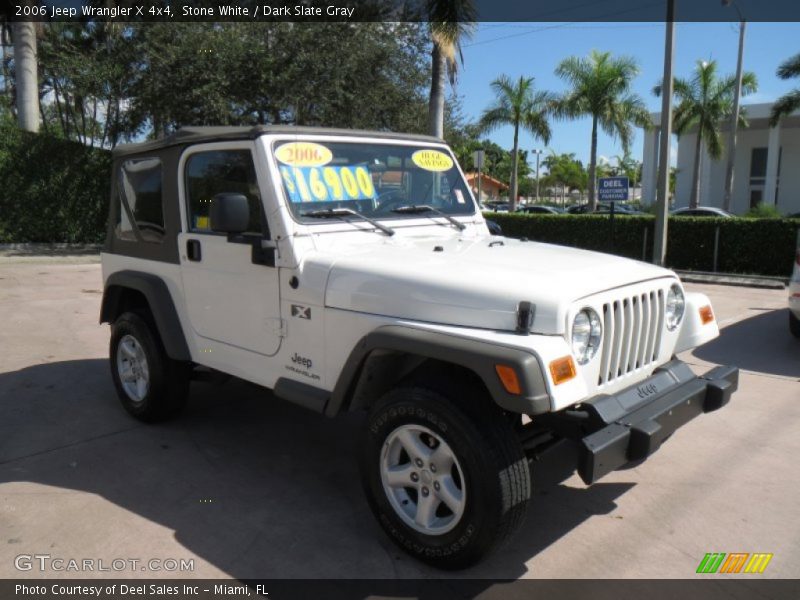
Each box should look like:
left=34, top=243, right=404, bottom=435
left=454, top=21, right=800, bottom=170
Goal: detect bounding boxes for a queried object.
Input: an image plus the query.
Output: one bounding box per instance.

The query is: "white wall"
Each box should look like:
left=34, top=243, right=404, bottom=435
left=778, top=130, right=800, bottom=215
left=672, top=125, right=800, bottom=215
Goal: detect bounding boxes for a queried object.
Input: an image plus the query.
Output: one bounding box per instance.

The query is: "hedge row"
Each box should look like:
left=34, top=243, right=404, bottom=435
left=0, top=126, right=112, bottom=244
left=487, top=212, right=800, bottom=278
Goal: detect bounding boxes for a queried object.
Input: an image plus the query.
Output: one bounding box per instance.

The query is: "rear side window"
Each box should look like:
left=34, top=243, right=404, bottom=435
left=116, top=158, right=165, bottom=243
left=184, top=150, right=262, bottom=234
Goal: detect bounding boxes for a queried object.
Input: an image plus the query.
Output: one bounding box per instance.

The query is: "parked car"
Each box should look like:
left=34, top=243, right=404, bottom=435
left=790, top=237, right=800, bottom=338
left=671, top=206, right=735, bottom=218
left=516, top=205, right=563, bottom=215
left=483, top=201, right=510, bottom=212
left=100, top=125, right=736, bottom=569
left=567, top=202, right=644, bottom=215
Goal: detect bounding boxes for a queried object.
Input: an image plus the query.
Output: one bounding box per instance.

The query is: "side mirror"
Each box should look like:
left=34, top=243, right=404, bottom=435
left=210, top=193, right=249, bottom=234
left=485, top=219, right=503, bottom=236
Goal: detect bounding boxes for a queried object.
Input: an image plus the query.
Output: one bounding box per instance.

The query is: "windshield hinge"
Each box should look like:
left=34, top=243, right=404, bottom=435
left=267, top=318, right=287, bottom=338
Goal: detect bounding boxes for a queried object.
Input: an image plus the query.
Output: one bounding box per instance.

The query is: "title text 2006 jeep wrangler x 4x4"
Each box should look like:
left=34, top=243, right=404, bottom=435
left=101, top=126, right=738, bottom=569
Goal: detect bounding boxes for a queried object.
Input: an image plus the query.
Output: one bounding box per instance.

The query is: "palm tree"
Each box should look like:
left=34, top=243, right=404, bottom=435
left=655, top=60, right=757, bottom=209
left=478, top=75, right=553, bottom=211
left=427, top=0, right=476, bottom=138
left=770, top=53, right=800, bottom=126
left=12, top=19, right=39, bottom=132
left=613, top=152, right=640, bottom=200
left=554, top=50, right=649, bottom=211
left=1, top=18, right=11, bottom=109
left=543, top=151, right=586, bottom=205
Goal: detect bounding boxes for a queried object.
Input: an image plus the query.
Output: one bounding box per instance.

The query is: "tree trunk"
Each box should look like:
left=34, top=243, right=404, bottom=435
left=53, top=79, right=66, bottom=138
left=38, top=98, right=48, bottom=134
left=101, top=98, right=112, bottom=149
left=1, top=26, right=10, bottom=105
left=588, top=116, right=598, bottom=210
left=12, top=21, right=39, bottom=132
left=690, top=132, right=703, bottom=209
left=91, top=97, right=98, bottom=148
left=509, top=122, right=520, bottom=211
left=427, top=42, right=445, bottom=139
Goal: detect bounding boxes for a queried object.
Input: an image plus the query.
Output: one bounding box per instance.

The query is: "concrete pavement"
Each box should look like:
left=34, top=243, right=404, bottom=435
left=0, top=260, right=797, bottom=579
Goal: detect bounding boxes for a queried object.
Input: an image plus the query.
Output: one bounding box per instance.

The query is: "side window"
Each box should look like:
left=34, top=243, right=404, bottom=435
left=185, top=150, right=263, bottom=234
left=116, top=158, right=165, bottom=243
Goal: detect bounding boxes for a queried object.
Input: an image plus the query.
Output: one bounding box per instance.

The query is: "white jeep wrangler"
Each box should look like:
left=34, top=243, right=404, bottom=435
left=101, top=126, right=738, bottom=569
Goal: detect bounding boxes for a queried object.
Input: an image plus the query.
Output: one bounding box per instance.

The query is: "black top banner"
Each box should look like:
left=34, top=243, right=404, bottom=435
left=3, top=0, right=800, bottom=23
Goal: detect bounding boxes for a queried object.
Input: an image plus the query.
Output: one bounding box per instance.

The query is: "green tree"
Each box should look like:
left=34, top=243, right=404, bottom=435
left=426, top=0, right=476, bottom=138
left=554, top=50, right=649, bottom=210
left=542, top=152, right=587, bottom=204
left=478, top=74, right=553, bottom=210
left=595, top=158, right=613, bottom=180
left=443, top=93, right=482, bottom=169
left=1, top=18, right=11, bottom=110
left=38, top=22, right=140, bottom=146
left=35, top=22, right=431, bottom=143
left=612, top=152, right=641, bottom=200
left=29, top=22, right=433, bottom=145
left=770, top=53, right=800, bottom=126
left=655, top=59, right=757, bottom=208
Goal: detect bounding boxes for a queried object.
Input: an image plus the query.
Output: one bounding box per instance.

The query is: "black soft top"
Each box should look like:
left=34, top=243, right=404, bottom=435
left=112, top=125, right=443, bottom=158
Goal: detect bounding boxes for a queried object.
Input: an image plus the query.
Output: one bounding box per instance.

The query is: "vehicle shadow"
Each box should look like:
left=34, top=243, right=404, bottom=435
left=0, top=359, right=633, bottom=581
left=692, top=308, right=800, bottom=379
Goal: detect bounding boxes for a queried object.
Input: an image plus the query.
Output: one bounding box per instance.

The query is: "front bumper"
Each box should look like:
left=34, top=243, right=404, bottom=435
left=578, top=360, right=738, bottom=484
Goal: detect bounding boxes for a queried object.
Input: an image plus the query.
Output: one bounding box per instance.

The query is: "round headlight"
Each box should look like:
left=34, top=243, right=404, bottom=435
left=666, top=284, right=685, bottom=331
left=572, top=308, right=602, bottom=365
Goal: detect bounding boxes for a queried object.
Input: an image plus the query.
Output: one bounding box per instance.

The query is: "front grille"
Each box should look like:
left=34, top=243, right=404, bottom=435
left=598, top=289, right=665, bottom=385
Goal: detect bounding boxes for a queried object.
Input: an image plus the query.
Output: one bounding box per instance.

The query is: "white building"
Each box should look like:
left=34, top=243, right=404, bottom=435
left=641, top=102, right=800, bottom=215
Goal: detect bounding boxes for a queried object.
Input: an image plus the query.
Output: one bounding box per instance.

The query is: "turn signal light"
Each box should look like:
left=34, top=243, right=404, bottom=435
left=549, top=356, right=577, bottom=385
left=495, top=365, right=522, bottom=395
left=699, top=305, right=715, bottom=325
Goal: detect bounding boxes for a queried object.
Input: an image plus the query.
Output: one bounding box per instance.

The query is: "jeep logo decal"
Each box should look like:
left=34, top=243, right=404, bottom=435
left=637, top=383, right=658, bottom=399
left=291, top=353, right=313, bottom=370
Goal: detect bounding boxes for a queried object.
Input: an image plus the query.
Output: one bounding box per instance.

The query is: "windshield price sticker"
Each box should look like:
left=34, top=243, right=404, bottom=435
left=411, top=149, right=454, bottom=172
left=275, top=142, right=333, bottom=168
left=281, top=165, right=376, bottom=203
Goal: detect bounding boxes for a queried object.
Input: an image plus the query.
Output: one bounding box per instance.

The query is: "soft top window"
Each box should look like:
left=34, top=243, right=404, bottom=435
left=116, top=158, right=165, bottom=243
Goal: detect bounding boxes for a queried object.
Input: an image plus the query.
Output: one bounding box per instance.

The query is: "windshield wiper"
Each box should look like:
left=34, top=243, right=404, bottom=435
left=301, top=208, right=395, bottom=237
left=390, top=205, right=466, bottom=231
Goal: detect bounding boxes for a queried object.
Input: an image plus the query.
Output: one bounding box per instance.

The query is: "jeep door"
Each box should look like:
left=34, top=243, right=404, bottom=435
left=177, top=142, right=282, bottom=357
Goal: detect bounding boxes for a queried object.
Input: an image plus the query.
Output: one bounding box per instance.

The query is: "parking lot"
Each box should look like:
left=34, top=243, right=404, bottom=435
left=0, top=255, right=798, bottom=580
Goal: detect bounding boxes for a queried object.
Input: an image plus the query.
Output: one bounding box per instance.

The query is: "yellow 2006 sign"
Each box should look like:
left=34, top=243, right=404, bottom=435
left=411, top=149, right=453, bottom=172
left=275, top=142, right=333, bottom=167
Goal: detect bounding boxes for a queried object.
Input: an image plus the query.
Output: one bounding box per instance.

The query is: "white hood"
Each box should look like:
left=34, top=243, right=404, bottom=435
left=320, top=234, right=677, bottom=335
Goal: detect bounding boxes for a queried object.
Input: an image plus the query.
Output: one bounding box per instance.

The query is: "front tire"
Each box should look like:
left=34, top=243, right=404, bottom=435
left=109, top=311, right=190, bottom=422
left=360, top=386, right=530, bottom=569
left=790, top=311, right=800, bottom=339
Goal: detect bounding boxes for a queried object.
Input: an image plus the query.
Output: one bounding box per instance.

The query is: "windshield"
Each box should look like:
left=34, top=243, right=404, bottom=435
left=272, top=140, right=476, bottom=223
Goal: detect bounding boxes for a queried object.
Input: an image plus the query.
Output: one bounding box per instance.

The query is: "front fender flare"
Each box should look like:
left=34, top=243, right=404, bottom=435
left=326, top=325, right=551, bottom=417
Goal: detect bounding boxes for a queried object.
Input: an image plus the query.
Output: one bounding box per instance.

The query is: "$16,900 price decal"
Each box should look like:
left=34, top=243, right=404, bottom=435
left=280, top=165, right=376, bottom=203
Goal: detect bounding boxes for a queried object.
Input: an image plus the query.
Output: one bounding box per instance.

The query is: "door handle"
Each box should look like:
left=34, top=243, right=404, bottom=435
left=186, top=239, right=202, bottom=262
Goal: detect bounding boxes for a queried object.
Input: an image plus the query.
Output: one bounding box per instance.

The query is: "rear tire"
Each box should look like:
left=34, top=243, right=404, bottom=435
left=109, top=311, right=190, bottom=422
left=360, top=385, right=530, bottom=570
left=790, top=311, right=800, bottom=339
